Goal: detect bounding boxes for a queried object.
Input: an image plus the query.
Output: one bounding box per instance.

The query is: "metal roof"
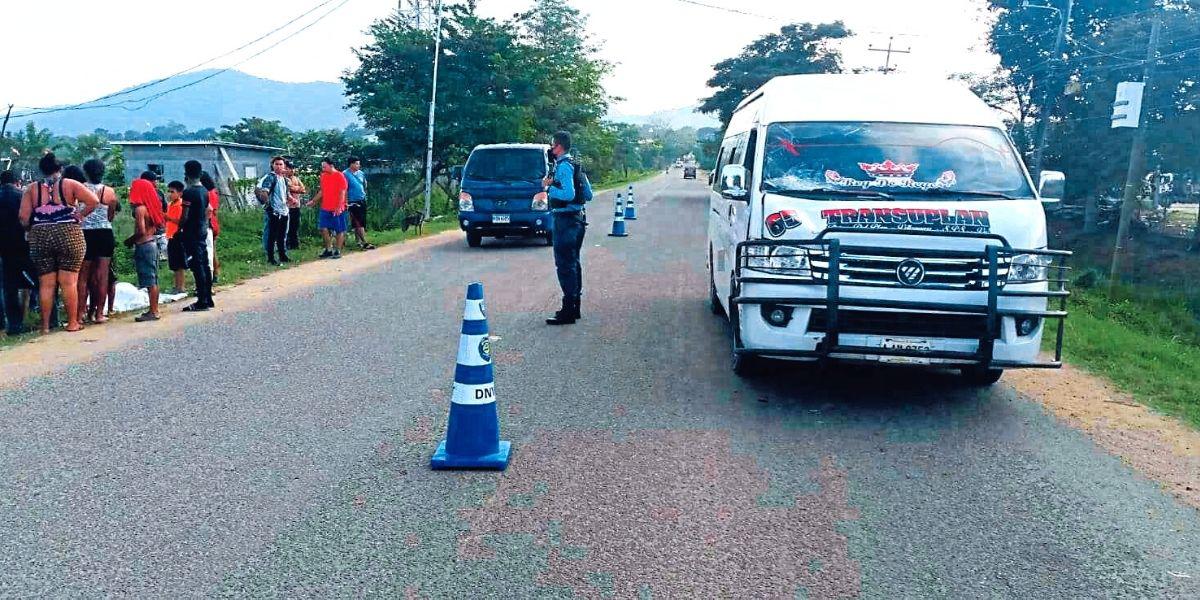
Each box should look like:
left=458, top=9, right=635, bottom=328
left=110, top=140, right=285, bottom=152
left=471, top=143, right=551, bottom=151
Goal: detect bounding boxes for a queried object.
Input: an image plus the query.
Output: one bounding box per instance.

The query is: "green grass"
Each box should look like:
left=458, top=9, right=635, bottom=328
left=1048, top=263, right=1200, bottom=429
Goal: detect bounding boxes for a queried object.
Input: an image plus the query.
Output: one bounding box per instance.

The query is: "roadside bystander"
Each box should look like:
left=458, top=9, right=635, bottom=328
left=164, top=181, right=187, bottom=294
left=126, top=179, right=162, bottom=322
left=344, top=157, right=376, bottom=251
left=309, top=158, right=349, bottom=259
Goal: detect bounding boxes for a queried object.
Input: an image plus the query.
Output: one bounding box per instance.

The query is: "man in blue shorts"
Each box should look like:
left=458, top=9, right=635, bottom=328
left=309, top=158, right=349, bottom=259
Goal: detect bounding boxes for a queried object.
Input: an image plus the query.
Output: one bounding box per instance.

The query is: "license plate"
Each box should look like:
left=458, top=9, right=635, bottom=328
left=878, top=338, right=932, bottom=365
left=492, top=214, right=511, bottom=224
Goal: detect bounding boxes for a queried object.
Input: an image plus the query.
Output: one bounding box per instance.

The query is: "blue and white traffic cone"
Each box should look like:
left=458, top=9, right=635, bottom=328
left=624, top=185, right=638, bottom=220
left=608, top=193, right=629, bottom=237
left=430, top=282, right=512, bottom=470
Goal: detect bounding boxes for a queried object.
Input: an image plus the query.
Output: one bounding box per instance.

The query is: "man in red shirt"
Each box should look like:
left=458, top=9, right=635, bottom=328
left=307, top=158, right=348, bottom=259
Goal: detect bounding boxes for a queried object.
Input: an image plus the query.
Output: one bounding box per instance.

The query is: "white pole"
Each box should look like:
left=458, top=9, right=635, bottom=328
left=423, top=0, right=444, bottom=220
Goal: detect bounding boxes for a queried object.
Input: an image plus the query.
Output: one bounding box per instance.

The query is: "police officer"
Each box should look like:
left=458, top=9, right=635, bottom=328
left=545, top=131, right=586, bottom=326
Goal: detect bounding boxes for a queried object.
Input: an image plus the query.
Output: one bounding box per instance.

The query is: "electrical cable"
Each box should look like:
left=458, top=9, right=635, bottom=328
left=10, top=0, right=352, bottom=120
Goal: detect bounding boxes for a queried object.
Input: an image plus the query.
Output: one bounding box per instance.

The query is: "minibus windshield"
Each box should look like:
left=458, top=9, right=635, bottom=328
left=464, top=149, right=548, bottom=183
left=761, top=122, right=1034, bottom=199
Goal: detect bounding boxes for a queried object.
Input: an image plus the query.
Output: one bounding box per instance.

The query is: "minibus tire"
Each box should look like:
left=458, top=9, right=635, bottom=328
left=467, top=232, right=483, bottom=248
left=728, top=297, right=760, bottom=377
left=960, top=367, right=1004, bottom=386
left=709, top=252, right=725, bottom=317
left=544, top=231, right=554, bottom=246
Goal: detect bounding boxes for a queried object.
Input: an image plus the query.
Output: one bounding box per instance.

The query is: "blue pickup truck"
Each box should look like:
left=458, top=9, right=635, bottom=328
left=457, top=144, right=553, bottom=248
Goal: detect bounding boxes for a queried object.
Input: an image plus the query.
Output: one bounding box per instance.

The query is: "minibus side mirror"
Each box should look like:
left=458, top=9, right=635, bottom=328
left=1038, top=170, right=1065, bottom=212
left=720, top=164, right=749, bottom=201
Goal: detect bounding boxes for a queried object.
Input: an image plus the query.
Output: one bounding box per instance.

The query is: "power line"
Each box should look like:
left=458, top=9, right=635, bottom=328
left=668, top=0, right=776, bottom=20
left=11, top=0, right=352, bottom=121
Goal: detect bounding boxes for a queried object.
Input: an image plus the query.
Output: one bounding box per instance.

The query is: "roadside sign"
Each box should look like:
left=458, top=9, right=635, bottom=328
left=1112, top=82, right=1145, bottom=129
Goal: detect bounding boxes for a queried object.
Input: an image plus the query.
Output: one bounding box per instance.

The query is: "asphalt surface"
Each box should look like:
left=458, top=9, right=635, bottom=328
left=2, top=174, right=1199, bottom=599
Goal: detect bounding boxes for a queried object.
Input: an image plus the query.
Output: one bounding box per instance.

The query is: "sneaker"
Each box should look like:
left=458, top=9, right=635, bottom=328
left=279, top=254, right=292, bottom=263
left=332, top=251, right=342, bottom=259
left=319, top=249, right=334, bottom=259
left=182, top=303, right=210, bottom=313
left=363, top=243, right=377, bottom=250
left=268, top=258, right=281, bottom=266
left=135, top=312, right=160, bottom=322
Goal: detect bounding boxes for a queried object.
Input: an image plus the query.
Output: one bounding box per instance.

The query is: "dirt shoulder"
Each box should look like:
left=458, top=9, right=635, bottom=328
left=1007, top=366, right=1200, bottom=510
left=0, top=230, right=458, bottom=389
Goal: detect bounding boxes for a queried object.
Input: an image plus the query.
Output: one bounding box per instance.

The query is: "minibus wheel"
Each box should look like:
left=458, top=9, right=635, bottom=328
left=960, top=367, right=1004, bottom=386
left=728, top=290, right=760, bottom=377
left=709, top=250, right=725, bottom=317
left=467, top=232, right=483, bottom=248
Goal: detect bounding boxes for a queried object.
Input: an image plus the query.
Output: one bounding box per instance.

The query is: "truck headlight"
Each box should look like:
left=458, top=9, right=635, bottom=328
left=459, top=191, right=474, bottom=212
left=745, top=246, right=812, bottom=277
left=1008, top=254, right=1052, bottom=283
left=532, top=192, right=548, bottom=212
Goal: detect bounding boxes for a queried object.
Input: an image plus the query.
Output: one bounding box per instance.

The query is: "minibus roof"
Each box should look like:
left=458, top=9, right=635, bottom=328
left=736, top=74, right=1005, bottom=129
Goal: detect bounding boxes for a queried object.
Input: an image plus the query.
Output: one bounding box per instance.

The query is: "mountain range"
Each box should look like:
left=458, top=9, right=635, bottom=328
left=11, top=69, right=718, bottom=136
left=11, top=70, right=359, bottom=136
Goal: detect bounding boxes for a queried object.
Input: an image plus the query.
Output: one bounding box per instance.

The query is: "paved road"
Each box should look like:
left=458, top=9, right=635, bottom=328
left=2, top=174, right=1198, bottom=599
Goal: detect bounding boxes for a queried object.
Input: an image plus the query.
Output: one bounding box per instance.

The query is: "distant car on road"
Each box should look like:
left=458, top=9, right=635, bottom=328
left=683, top=165, right=698, bottom=179
left=457, top=143, right=553, bottom=248
left=674, top=160, right=684, bottom=168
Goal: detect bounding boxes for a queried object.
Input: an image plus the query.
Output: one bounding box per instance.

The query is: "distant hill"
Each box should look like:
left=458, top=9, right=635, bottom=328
left=608, top=106, right=721, bottom=130
left=11, top=70, right=358, bottom=136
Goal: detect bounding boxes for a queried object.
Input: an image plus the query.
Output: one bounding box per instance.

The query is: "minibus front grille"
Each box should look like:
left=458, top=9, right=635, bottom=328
left=809, top=250, right=1010, bottom=290
left=807, top=309, right=990, bottom=339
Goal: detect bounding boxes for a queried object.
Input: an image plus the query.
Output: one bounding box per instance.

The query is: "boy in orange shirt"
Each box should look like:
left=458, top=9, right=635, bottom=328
left=164, top=181, right=187, bottom=294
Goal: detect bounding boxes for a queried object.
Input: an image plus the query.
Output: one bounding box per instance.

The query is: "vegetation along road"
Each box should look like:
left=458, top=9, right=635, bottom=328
left=1, top=174, right=1197, bottom=598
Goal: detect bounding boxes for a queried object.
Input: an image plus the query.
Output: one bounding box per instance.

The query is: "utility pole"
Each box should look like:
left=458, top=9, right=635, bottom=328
left=423, top=0, right=444, bottom=220
left=868, top=37, right=911, bottom=74
left=1027, top=0, right=1074, bottom=180
left=0, top=104, right=13, bottom=140
left=1109, top=13, right=1162, bottom=290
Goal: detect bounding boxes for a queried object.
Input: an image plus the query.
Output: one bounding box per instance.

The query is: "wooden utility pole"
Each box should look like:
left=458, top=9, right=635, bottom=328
left=1109, top=14, right=1162, bottom=291
left=868, top=37, right=911, bottom=74
left=0, top=104, right=13, bottom=140
left=1029, top=0, right=1075, bottom=181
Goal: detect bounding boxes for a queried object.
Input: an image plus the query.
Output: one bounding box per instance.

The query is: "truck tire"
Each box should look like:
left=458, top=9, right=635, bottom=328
left=467, top=232, right=483, bottom=248
left=960, top=367, right=1004, bottom=386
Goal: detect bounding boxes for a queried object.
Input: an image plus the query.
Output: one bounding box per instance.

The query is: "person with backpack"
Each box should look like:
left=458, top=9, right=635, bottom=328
left=256, top=156, right=291, bottom=266
left=543, top=131, right=593, bottom=326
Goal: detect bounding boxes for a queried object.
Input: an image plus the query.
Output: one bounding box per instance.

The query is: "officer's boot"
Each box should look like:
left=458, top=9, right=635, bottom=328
left=546, top=297, right=577, bottom=326
left=569, top=296, right=582, bottom=321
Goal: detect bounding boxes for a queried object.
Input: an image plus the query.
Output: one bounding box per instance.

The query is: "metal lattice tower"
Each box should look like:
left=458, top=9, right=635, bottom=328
left=400, top=0, right=437, bottom=30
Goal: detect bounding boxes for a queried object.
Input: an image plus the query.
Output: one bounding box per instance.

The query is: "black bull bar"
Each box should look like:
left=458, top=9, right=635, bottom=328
left=732, top=228, right=1071, bottom=369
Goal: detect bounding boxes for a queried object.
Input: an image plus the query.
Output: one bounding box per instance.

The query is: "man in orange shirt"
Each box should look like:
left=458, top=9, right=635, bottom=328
left=164, top=181, right=187, bottom=294
left=307, top=157, right=348, bottom=259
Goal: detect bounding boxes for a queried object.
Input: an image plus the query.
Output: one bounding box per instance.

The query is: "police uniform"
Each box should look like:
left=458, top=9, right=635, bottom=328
left=547, top=156, right=586, bottom=325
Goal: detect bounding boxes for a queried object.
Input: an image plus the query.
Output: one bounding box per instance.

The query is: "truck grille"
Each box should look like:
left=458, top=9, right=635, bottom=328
left=809, top=250, right=1009, bottom=290
left=808, top=309, right=990, bottom=339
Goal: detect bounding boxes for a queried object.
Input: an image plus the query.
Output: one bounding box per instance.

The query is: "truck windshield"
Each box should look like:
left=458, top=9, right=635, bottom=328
left=762, top=122, right=1034, bottom=199
left=464, top=149, right=547, bottom=183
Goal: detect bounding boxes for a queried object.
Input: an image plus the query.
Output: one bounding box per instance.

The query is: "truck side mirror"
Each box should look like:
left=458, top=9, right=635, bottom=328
left=1038, top=170, right=1065, bottom=212
left=720, top=164, right=749, bottom=201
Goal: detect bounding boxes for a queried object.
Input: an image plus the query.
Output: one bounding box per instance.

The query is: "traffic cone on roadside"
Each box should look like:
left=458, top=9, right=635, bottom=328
left=430, top=282, right=512, bottom=470
left=624, top=185, right=638, bottom=220
left=609, top=193, right=629, bottom=237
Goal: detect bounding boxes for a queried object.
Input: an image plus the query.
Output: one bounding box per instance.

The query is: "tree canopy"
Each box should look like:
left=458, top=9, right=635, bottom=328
left=699, top=22, right=850, bottom=126
left=343, top=0, right=612, bottom=170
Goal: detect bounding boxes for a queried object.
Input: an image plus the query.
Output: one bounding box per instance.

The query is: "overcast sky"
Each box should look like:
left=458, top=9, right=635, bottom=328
left=4, top=0, right=998, bottom=117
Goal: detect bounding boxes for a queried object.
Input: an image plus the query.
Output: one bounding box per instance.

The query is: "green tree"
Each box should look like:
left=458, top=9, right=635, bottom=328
left=7, top=122, right=58, bottom=174
left=65, top=132, right=111, bottom=165
left=288, top=129, right=371, bottom=170
left=699, top=22, right=850, bottom=126
left=217, top=117, right=293, bottom=149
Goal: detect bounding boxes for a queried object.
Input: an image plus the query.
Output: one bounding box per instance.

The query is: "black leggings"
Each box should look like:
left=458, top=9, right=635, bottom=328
left=266, top=212, right=289, bottom=260
left=286, top=207, right=301, bottom=250
left=187, top=239, right=214, bottom=307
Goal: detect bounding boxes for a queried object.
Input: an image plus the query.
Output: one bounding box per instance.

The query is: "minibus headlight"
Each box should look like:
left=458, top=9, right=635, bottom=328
left=532, top=192, right=549, bottom=212
left=458, top=191, right=474, bottom=212
left=745, top=246, right=812, bottom=277
left=1008, top=254, right=1051, bottom=283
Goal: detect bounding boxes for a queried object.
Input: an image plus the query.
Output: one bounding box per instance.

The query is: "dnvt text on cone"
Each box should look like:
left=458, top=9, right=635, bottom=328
left=431, top=282, right=512, bottom=470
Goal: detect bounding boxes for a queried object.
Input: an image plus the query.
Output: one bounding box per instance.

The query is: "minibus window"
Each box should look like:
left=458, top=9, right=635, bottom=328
left=761, top=122, right=1034, bottom=199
